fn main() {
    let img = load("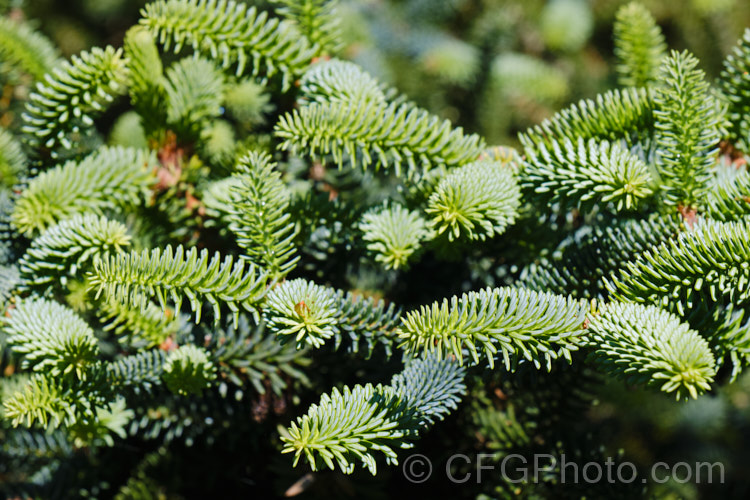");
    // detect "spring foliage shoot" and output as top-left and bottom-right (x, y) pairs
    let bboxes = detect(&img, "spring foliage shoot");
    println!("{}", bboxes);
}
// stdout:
(1, 0), (750, 497)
